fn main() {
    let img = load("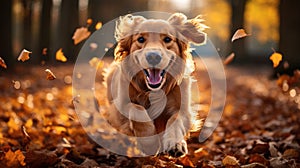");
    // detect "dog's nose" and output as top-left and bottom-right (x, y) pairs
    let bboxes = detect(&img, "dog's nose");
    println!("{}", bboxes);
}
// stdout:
(145, 51), (162, 66)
